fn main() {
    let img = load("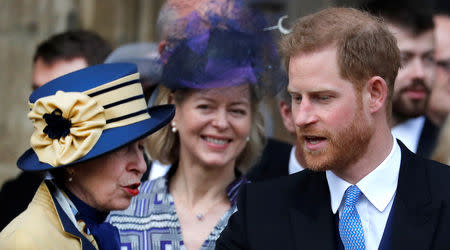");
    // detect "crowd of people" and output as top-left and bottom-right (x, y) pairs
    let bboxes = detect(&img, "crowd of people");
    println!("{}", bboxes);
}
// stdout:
(0, 0), (449, 249)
